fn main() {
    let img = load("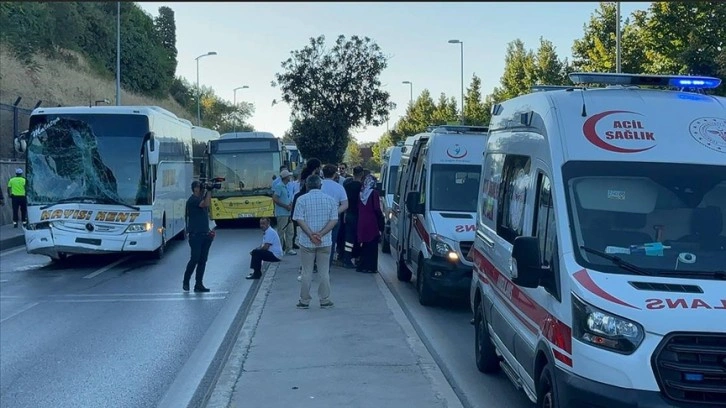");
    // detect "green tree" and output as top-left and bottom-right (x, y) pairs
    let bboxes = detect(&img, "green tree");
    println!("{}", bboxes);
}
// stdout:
(433, 92), (459, 124)
(344, 137), (363, 167)
(272, 35), (394, 162)
(641, 1), (725, 95)
(281, 130), (295, 143)
(497, 39), (536, 100)
(533, 38), (567, 85)
(154, 6), (177, 81)
(571, 2), (647, 74)
(372, 132), (393, 165)
(289, 114), (348, 164)
(463, 74), (490, 125)
(395, 89), (437, 137)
